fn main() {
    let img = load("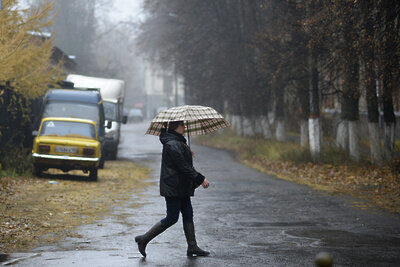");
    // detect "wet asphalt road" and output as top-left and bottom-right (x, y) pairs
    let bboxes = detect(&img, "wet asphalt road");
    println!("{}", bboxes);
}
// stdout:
(8, 121), (400, 266)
